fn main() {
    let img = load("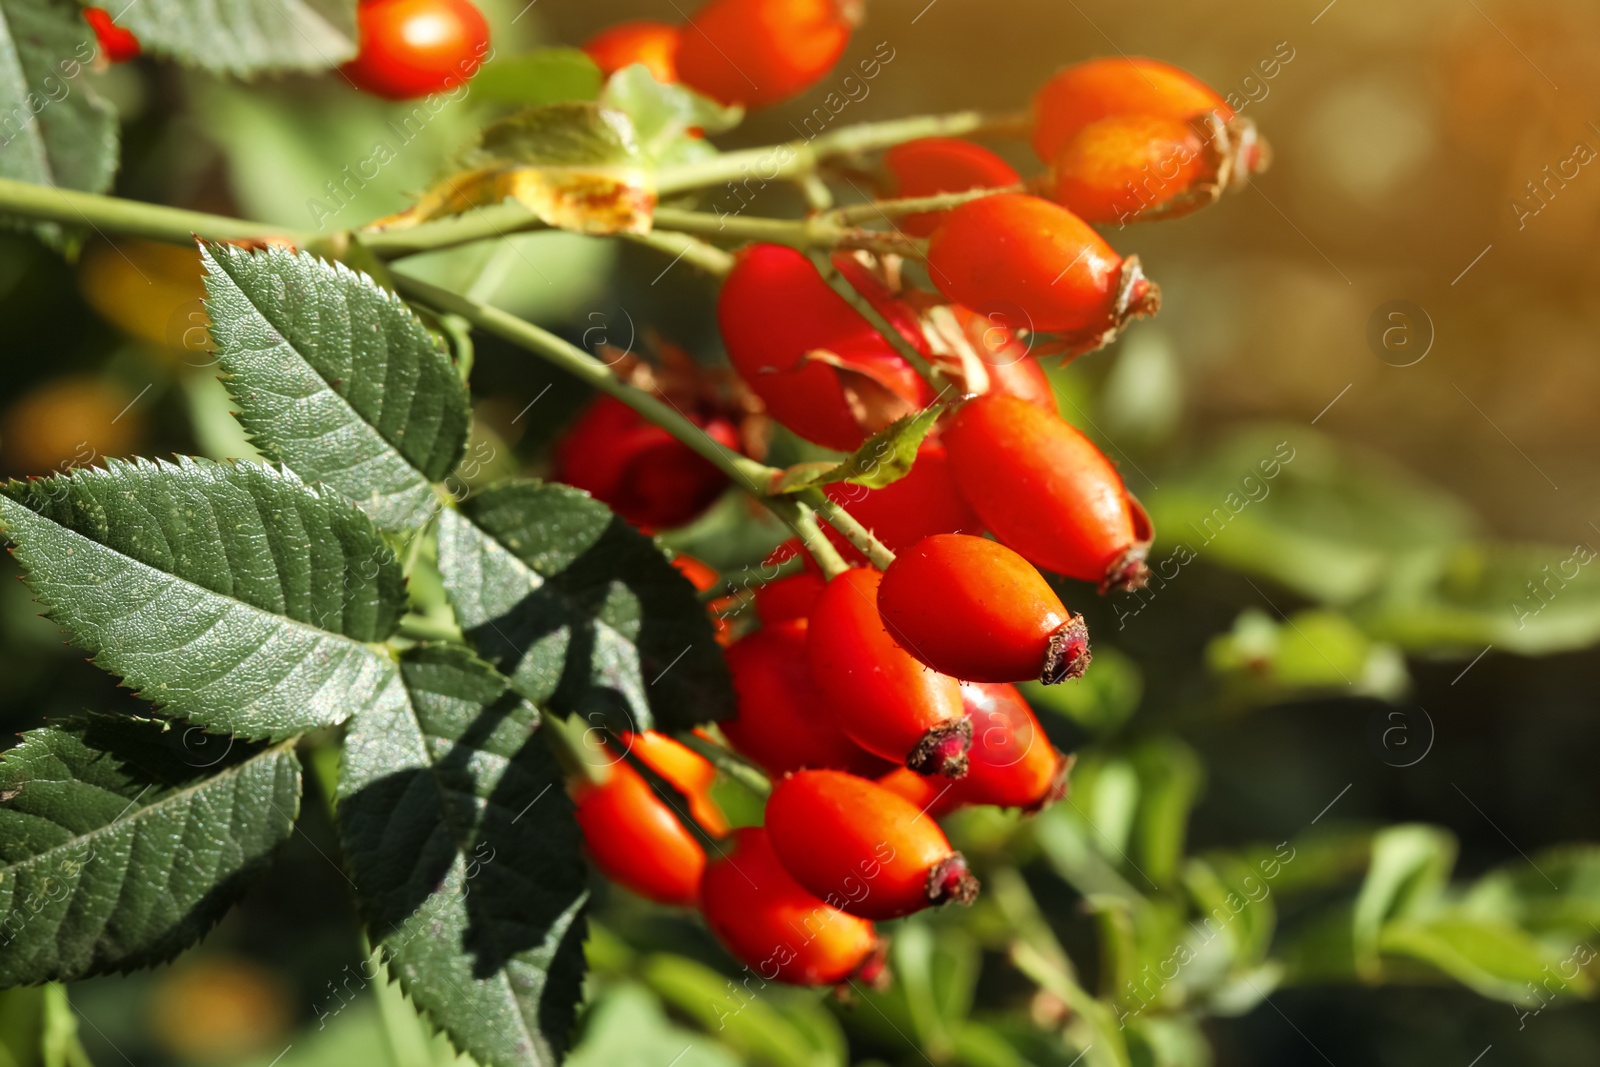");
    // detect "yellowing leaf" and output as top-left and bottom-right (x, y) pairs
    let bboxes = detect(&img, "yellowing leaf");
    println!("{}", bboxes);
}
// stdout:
(372, 103), (655, 234)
